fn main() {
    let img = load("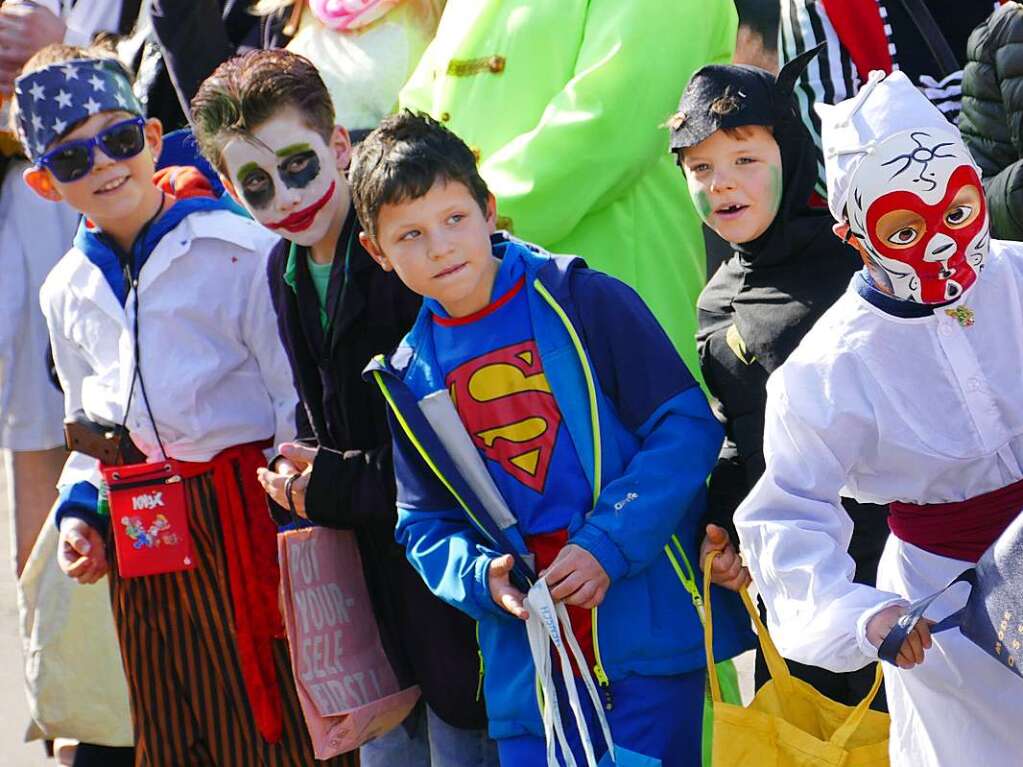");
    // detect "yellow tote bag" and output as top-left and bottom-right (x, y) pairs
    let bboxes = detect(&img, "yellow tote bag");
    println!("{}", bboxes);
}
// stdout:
(703, 552), (890, 766)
